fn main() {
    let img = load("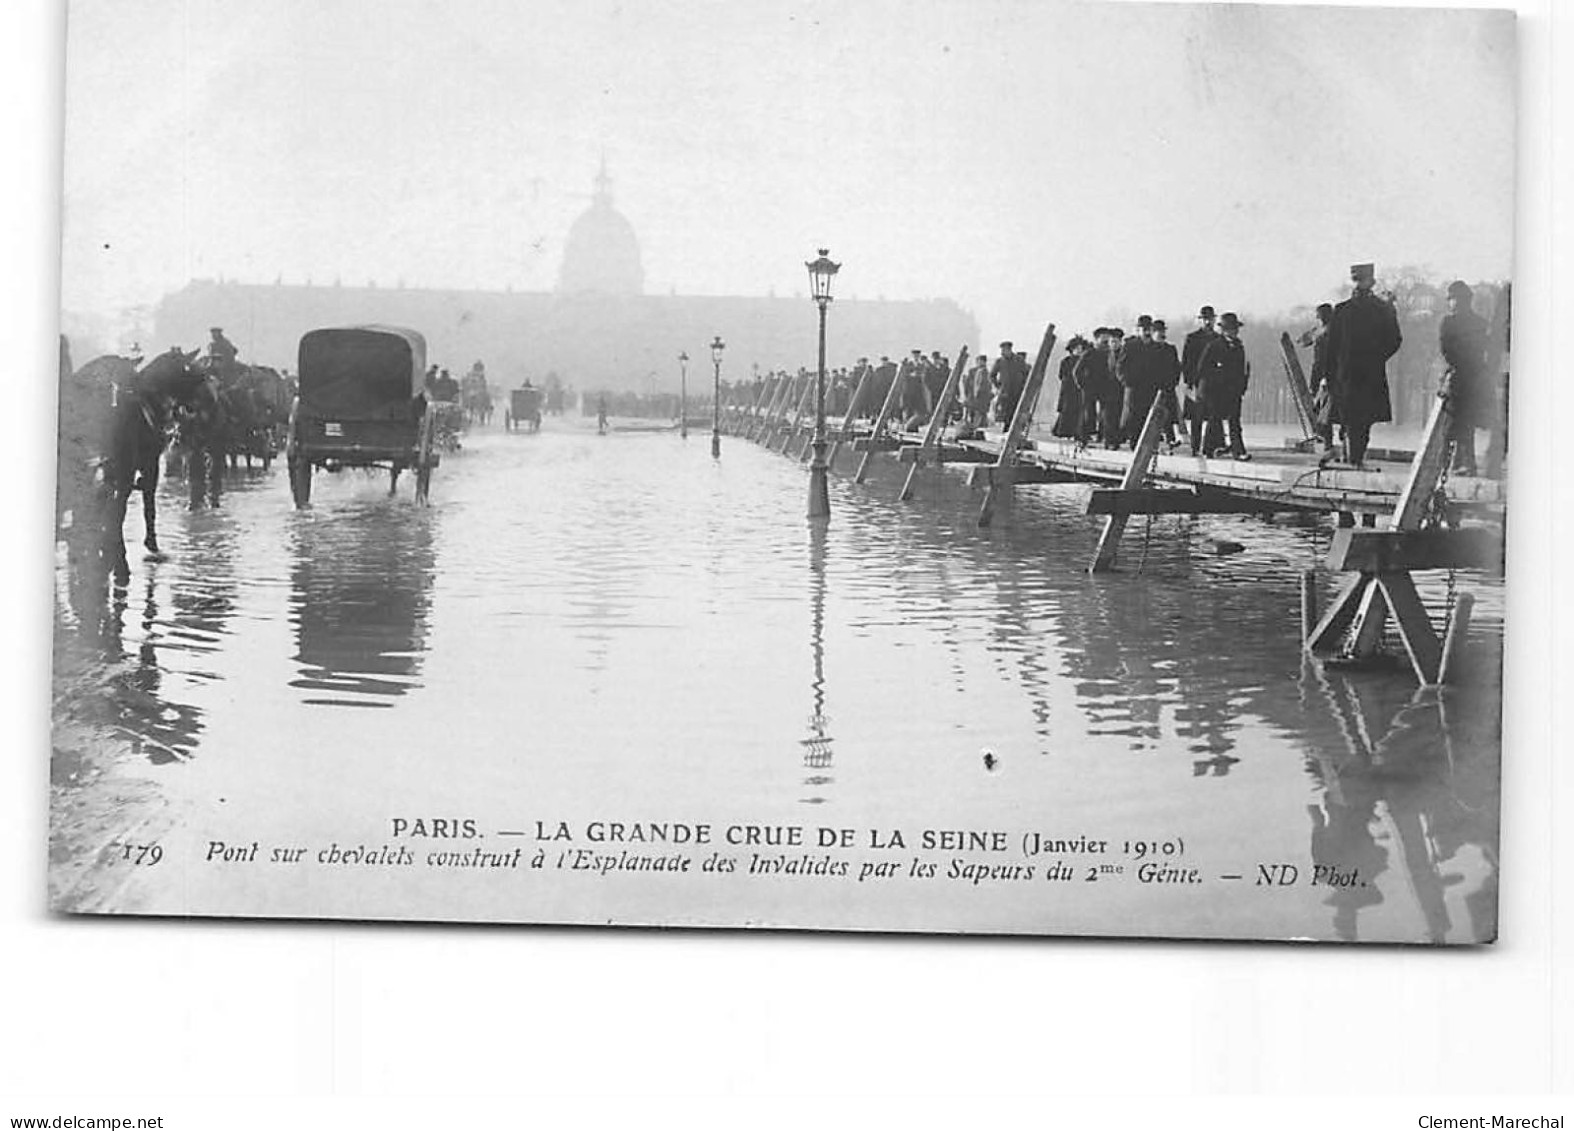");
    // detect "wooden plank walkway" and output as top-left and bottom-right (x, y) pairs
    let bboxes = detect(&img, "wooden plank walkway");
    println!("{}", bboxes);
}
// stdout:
(861, 426), (1504, 518)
